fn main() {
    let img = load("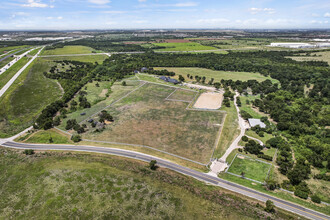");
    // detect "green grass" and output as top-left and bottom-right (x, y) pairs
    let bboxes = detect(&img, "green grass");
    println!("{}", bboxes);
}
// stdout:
(246, 130), (273, 144)
(219, 173), (330, 215)
(42, 55), (108, 64)
(41, 45), (100, 55)
(28, 48), (40, 56)
(213, 101), (240, 158)
(0, 57), (31, 90)
(167, 88), (197, 102)
(0, 45), (27, 55)
(154, 67), (278, 83)
(0, 56), (15, 69)
(0, 58), (63, 137)
(0, 148), (299, 219)
(78, 83), (224, 164)
(287, 51), (330, 64)
(153, 42), (218, 51)
(24, 129), (72, 144)
(227, 155), (271, 182)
